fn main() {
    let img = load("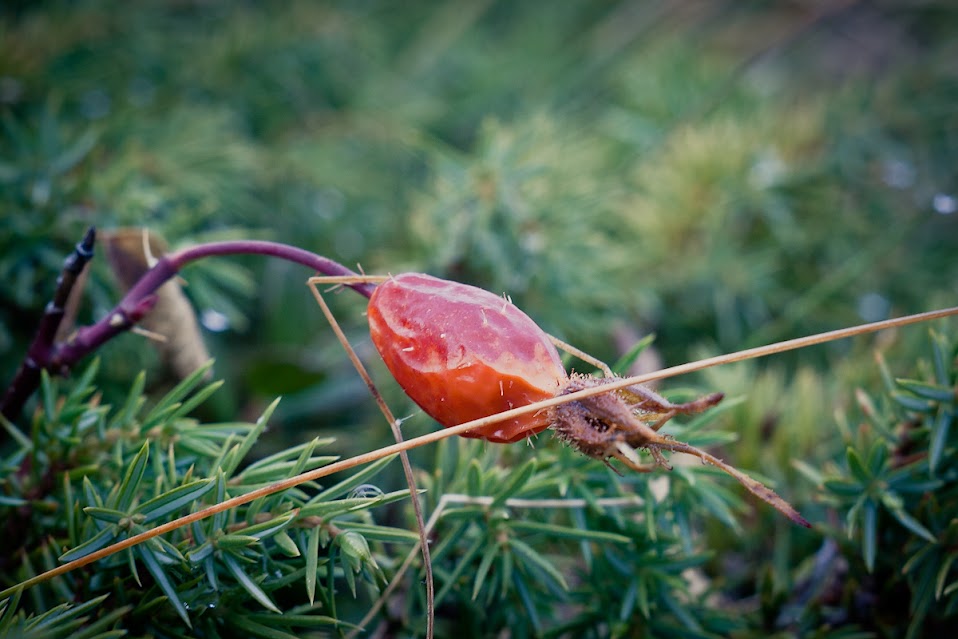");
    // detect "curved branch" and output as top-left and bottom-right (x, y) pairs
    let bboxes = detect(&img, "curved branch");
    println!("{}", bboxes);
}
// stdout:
(1, 233), (372, 421)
